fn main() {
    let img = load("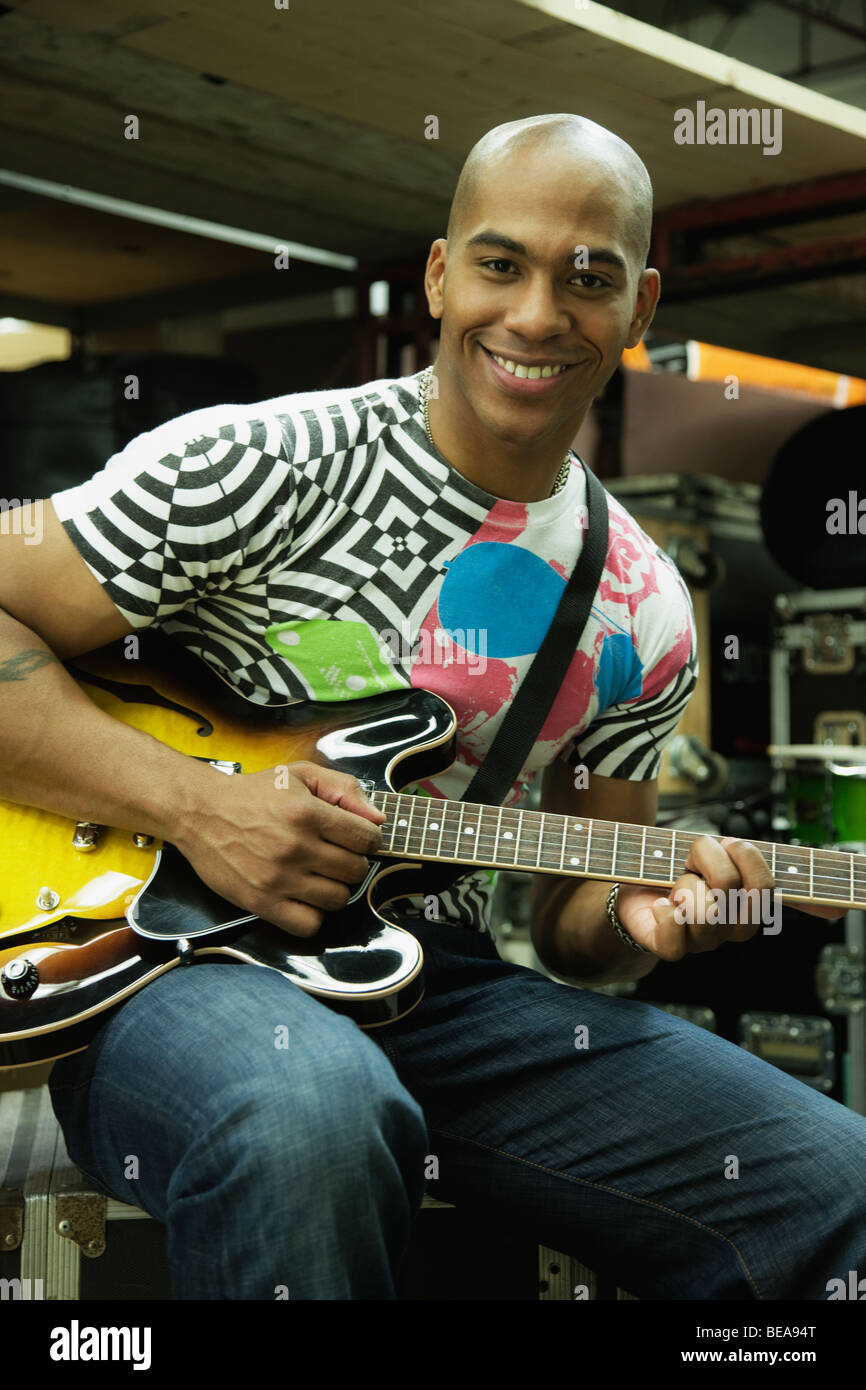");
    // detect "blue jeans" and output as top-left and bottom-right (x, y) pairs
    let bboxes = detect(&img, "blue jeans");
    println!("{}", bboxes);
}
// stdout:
(49, 916), (866, 1299)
